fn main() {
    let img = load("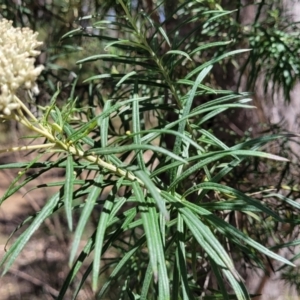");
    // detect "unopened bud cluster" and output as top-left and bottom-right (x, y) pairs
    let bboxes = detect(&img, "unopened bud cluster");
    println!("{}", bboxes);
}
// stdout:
(0, 18), (44, 115)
